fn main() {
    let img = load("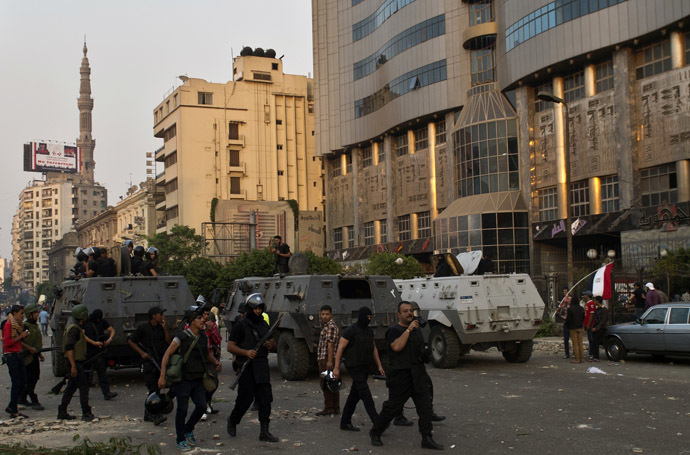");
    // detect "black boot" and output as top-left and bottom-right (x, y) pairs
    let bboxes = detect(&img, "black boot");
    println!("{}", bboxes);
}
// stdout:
(394, 415), (414, 426)
(431, 413), (446, 422)
(369, 430), (383, 447)
(421, 435), (444, 450)
(57, 405), (76, 420)
(259, 421), (279, 442)
(227, 418), (237, 437)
